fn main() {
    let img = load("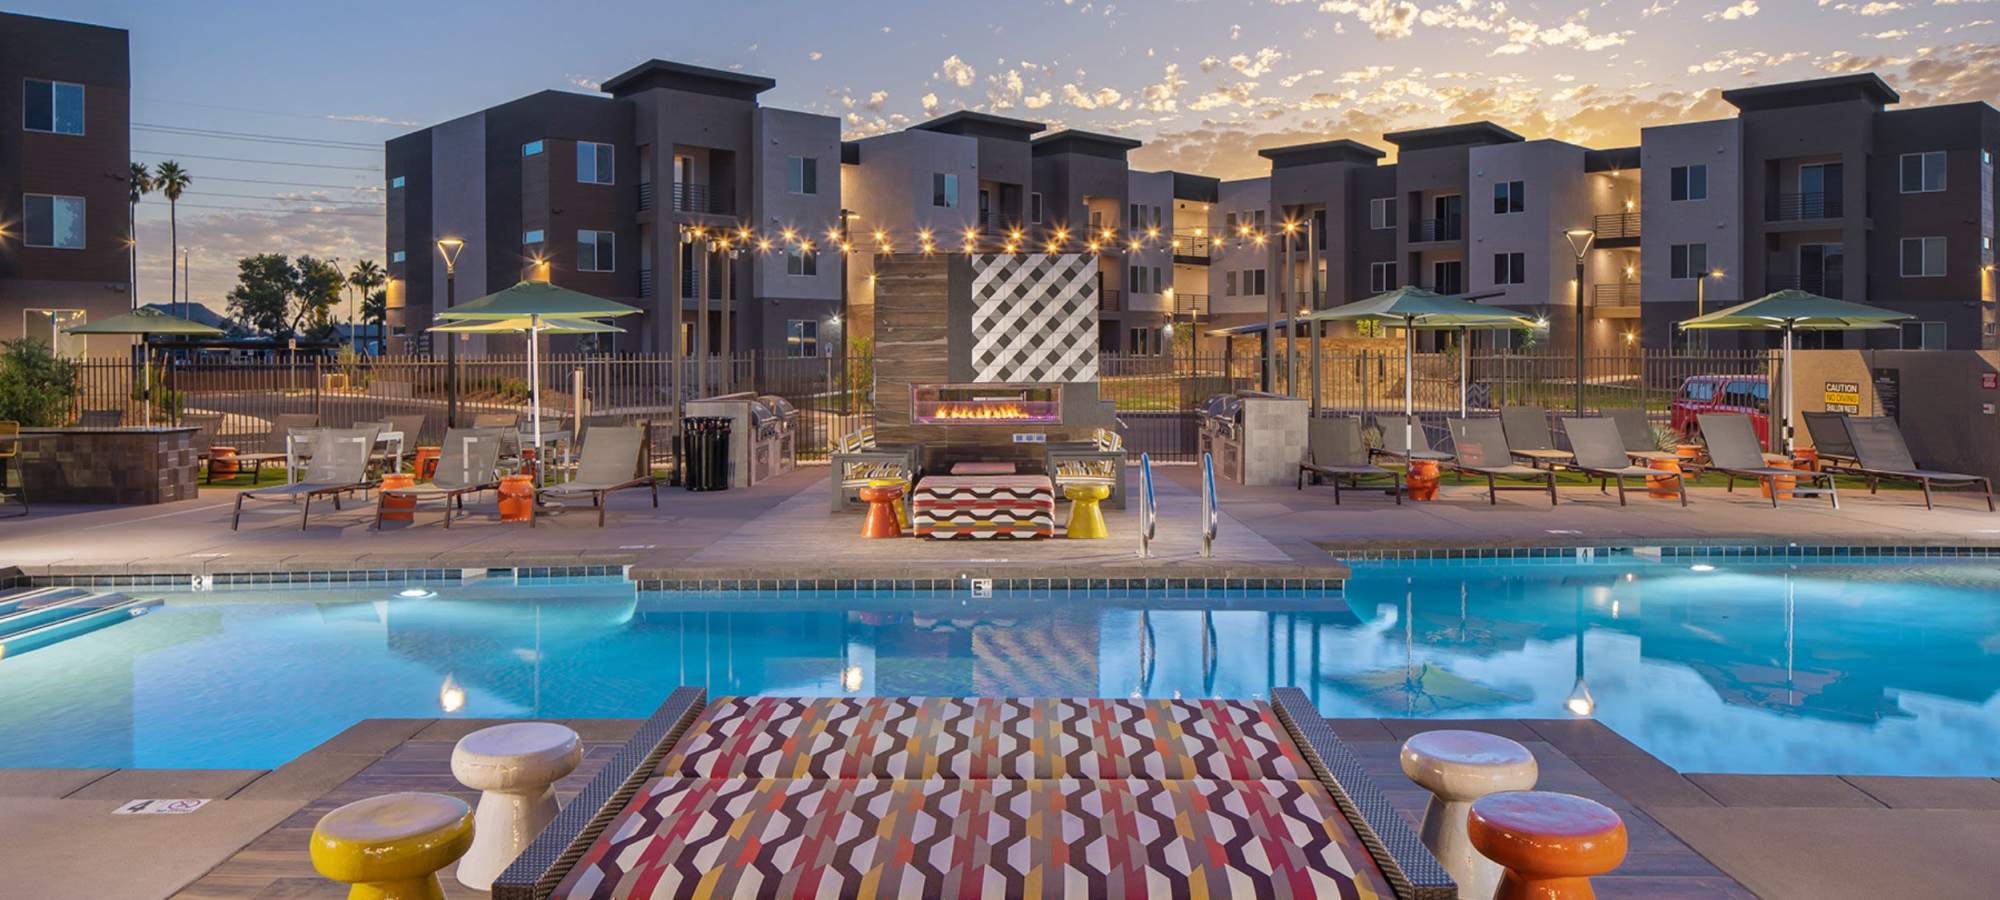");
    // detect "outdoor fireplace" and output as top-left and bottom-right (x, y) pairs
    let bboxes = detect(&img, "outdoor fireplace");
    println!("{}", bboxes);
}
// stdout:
(911, 384), (1062, 425)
